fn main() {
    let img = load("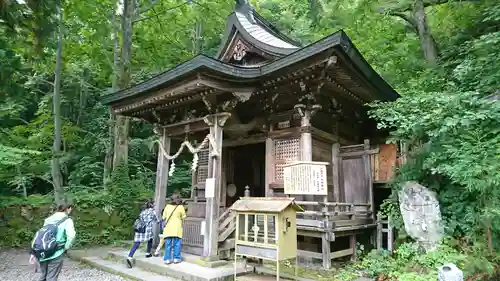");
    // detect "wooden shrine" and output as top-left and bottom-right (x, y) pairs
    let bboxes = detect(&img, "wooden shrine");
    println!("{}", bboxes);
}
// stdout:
(231, 197), (303, 281)
(101, 0), (400, 269)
